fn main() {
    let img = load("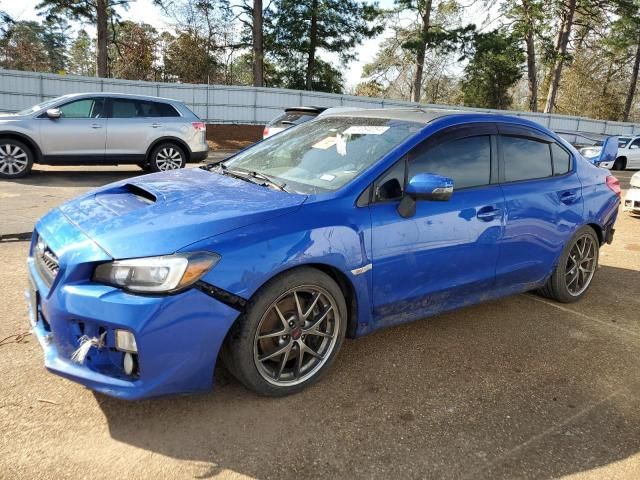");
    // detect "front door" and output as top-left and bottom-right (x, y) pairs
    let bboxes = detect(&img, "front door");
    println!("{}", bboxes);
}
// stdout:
(369, 127), (505, 328)
(39, 97), (106, 160)
(626, 137), (640, 168)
